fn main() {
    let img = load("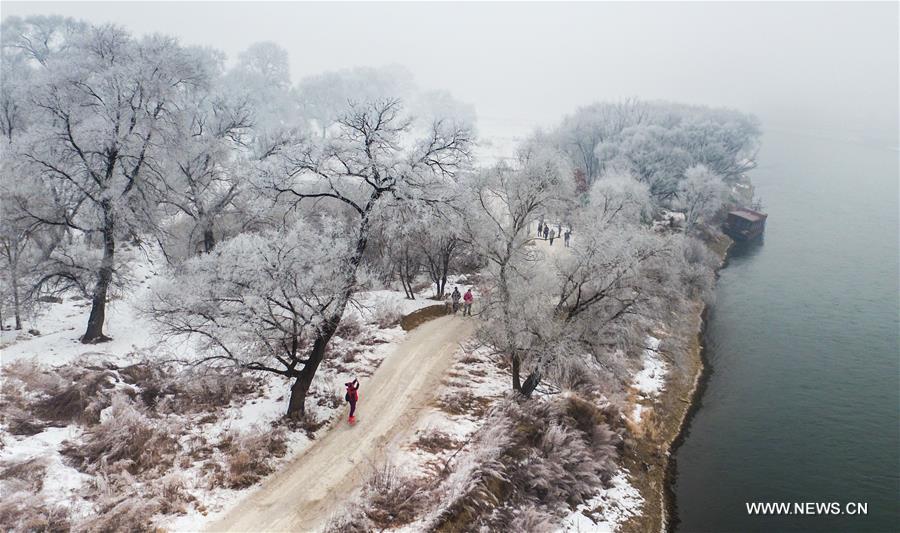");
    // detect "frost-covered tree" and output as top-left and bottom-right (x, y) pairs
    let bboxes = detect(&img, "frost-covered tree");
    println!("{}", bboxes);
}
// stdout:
(254, 98), (471, 416)
(552, 100), (759, 201)
(0, 15), (87, 67)
(371, 209), (425, 299)
(147, 219), (353, 416)
(296, 66), (414, 137)
(517, 223), (677, 396)
(677, 164), (726, 230)
(160, 74), (253, 256)
(596, 124), (693, 200)
(587, 171), (652, 227)
(418, 218), (464, 299)
(0, 167), (43, 330)
(9, 21), (210, 342)
(236, 42), (290, 89)
(555, 99), (646, 183)
(465, 144), (573, 391)
(225, 42), (303, 161)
